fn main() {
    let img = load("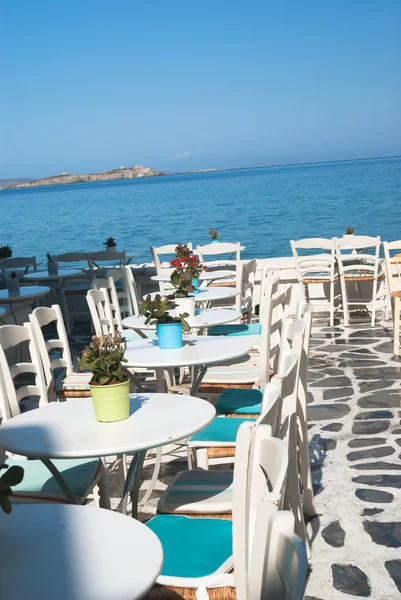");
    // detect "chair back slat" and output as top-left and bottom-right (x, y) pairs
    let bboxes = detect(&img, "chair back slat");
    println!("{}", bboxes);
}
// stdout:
(150, 243), (193, 292)
(86, 288), (115, 336)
